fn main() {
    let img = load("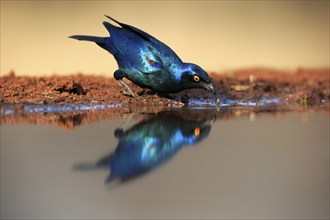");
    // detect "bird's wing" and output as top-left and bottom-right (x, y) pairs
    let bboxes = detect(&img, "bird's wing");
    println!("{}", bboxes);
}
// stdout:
(109, 27), (164, 73)
(104, 15), (182, 73)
